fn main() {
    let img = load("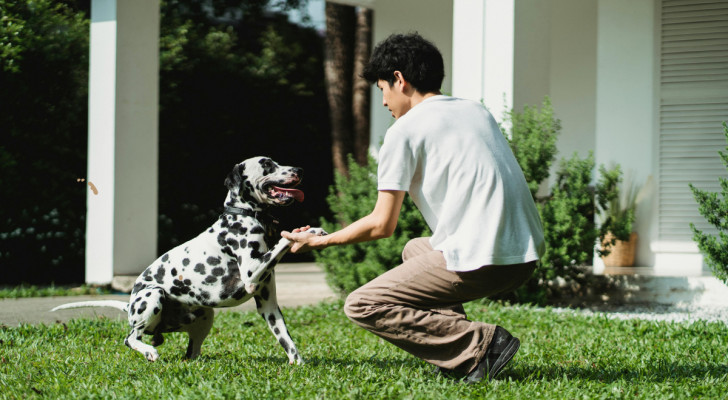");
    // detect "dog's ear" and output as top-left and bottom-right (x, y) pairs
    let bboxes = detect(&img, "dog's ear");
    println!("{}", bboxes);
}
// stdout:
(224, 164), (244, 194)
